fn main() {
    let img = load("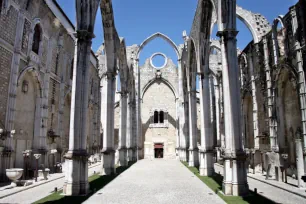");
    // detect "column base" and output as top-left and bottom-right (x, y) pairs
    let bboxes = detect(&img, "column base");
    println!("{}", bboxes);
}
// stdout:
(137, 147), (144, 160)
(199, 151), (214, 176)
(222, 181), (233, 196)
(222, 153), (249, 196)
(175, 148), (180, 160)
(178, 148), (183, 161)
(132, 149), (137, 161)
(232, 183), (249, 196)
(101, 151), (116, 175)
(188, 148), (199, 167)
(127, 148), (133, 162)
(63, 151), (89, 196)
(118, 148), (128, 167)
(180, 148), (187, 162)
